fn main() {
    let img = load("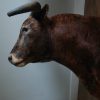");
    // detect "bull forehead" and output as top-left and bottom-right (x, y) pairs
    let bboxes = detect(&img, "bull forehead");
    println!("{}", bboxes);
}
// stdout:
(22, 16), (40, 28)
